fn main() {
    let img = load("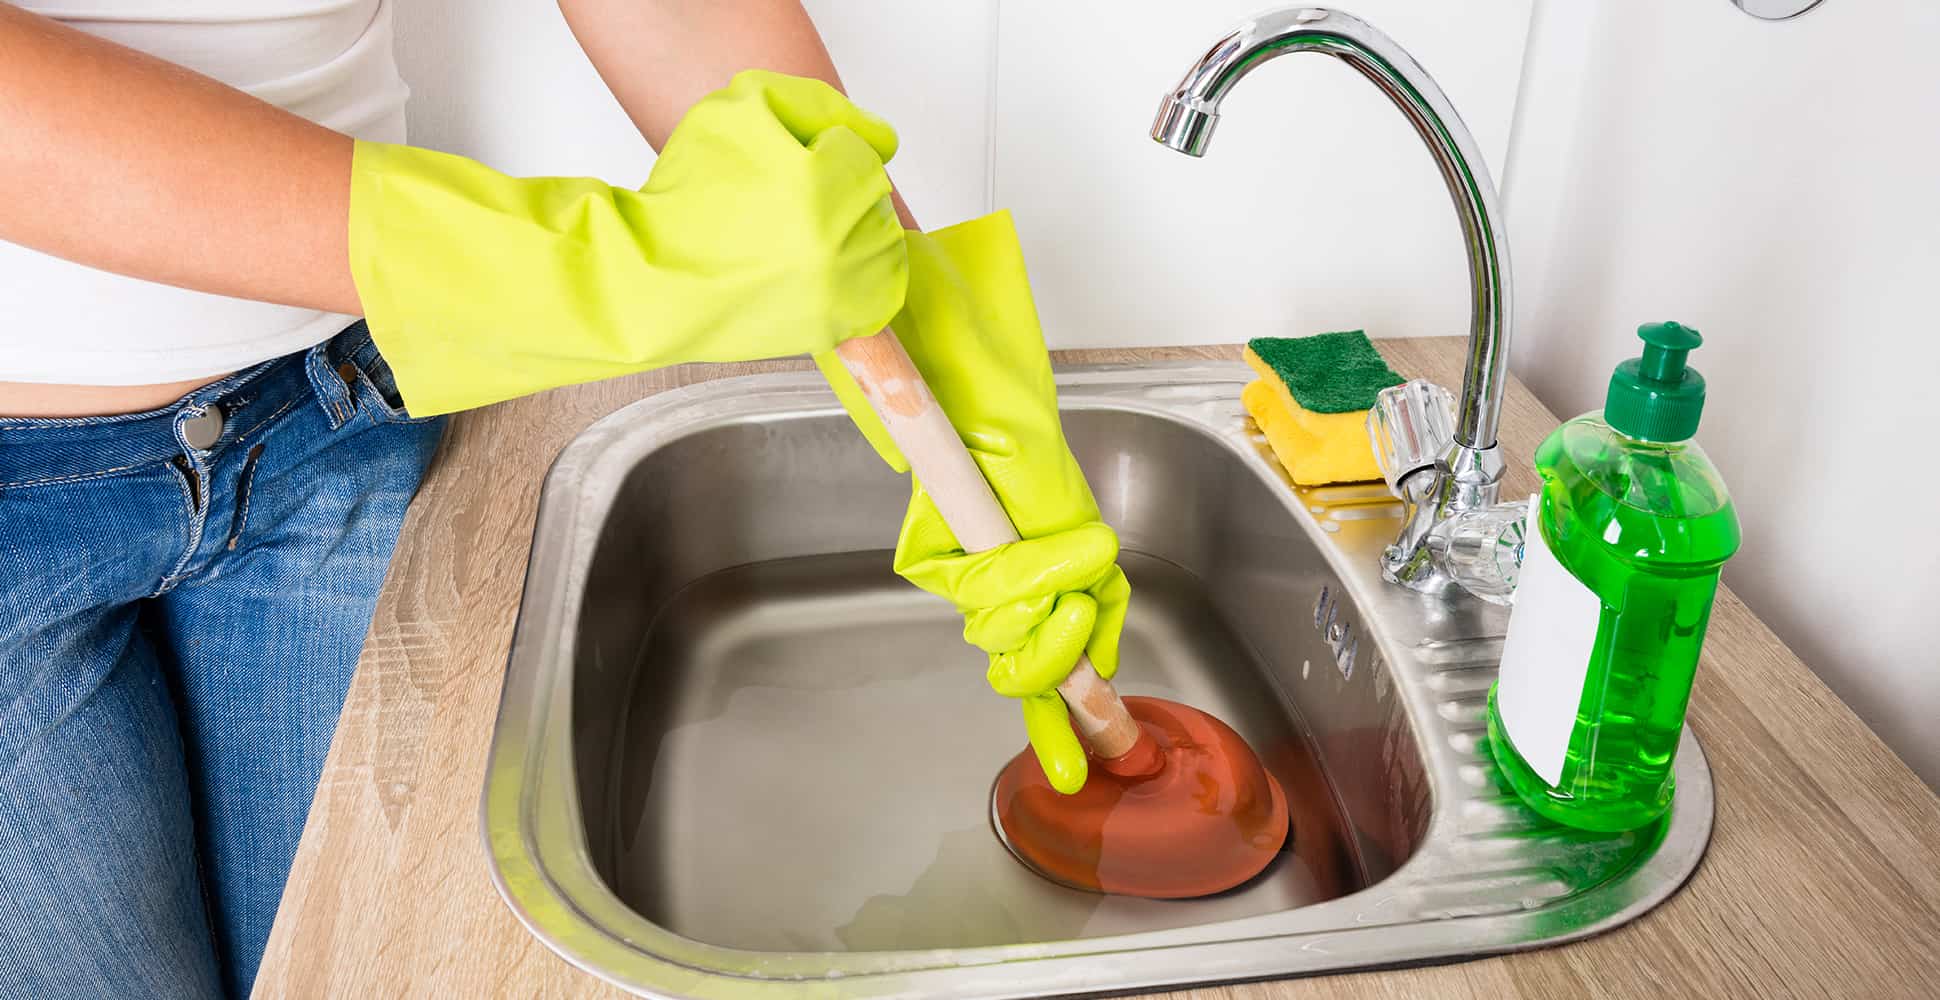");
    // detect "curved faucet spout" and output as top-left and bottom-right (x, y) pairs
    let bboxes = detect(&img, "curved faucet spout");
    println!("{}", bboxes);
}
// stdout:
(1152, 7), (1513, 592)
